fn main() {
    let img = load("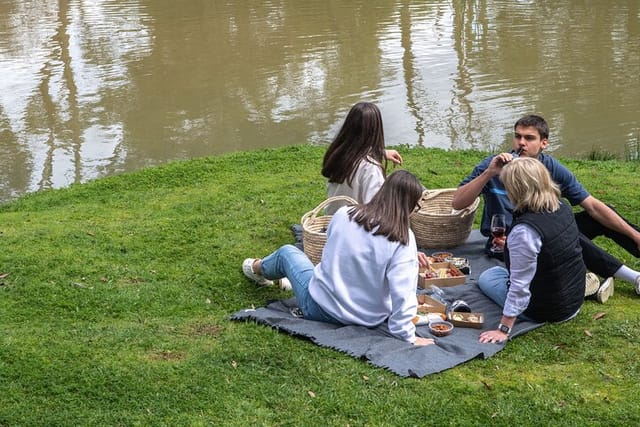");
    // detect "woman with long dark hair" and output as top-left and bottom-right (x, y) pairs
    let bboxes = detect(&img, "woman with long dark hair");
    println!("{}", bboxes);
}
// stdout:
(243, 170), (433, 346)
(321, 101), (403, 214)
